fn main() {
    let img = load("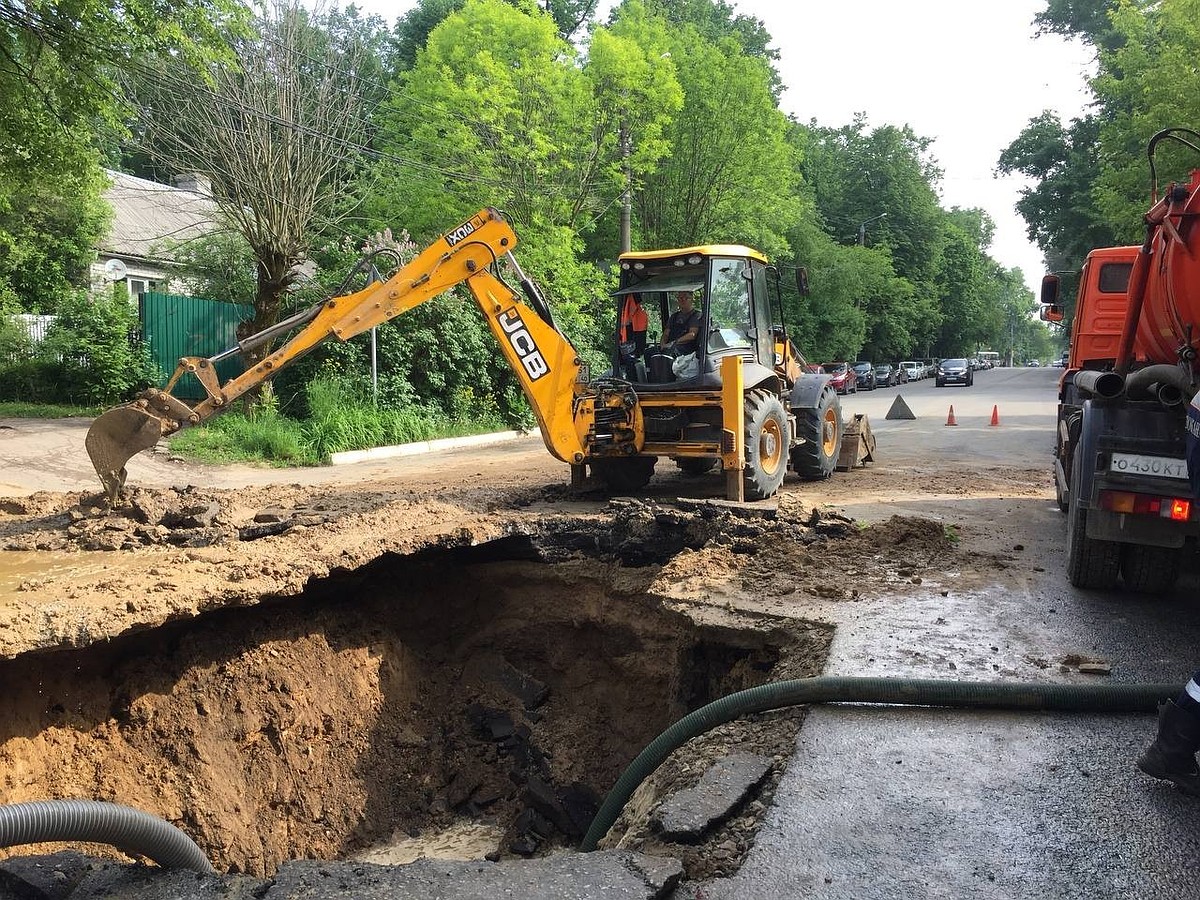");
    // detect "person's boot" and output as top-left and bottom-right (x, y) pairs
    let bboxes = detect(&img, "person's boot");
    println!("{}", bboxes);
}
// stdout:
(1137, 700), (1200, 795)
